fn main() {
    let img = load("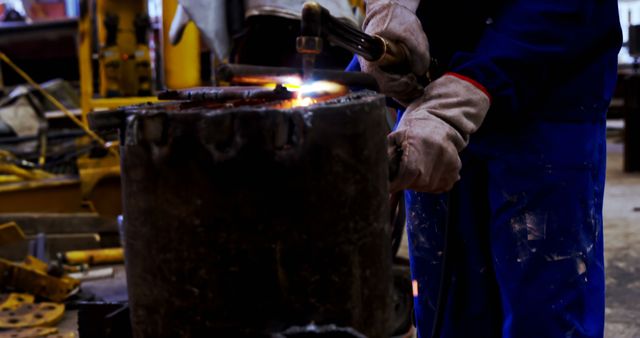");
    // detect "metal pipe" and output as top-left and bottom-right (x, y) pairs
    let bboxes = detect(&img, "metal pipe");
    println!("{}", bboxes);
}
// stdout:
(158, 85), (295, 102)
